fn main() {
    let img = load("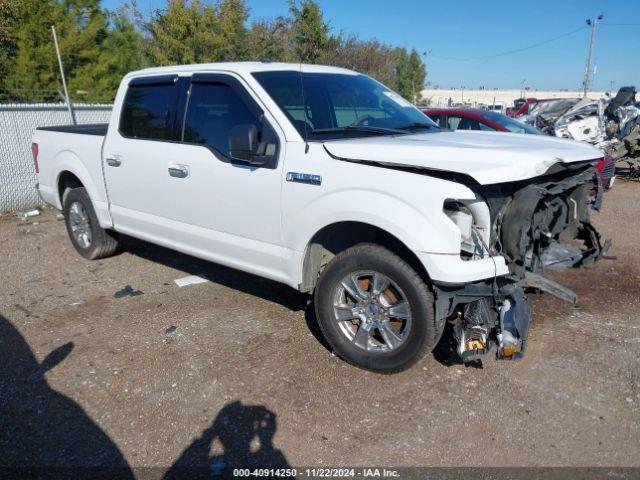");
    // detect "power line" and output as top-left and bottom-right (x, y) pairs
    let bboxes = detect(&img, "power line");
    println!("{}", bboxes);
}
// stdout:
(430, 26), (587, 61)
